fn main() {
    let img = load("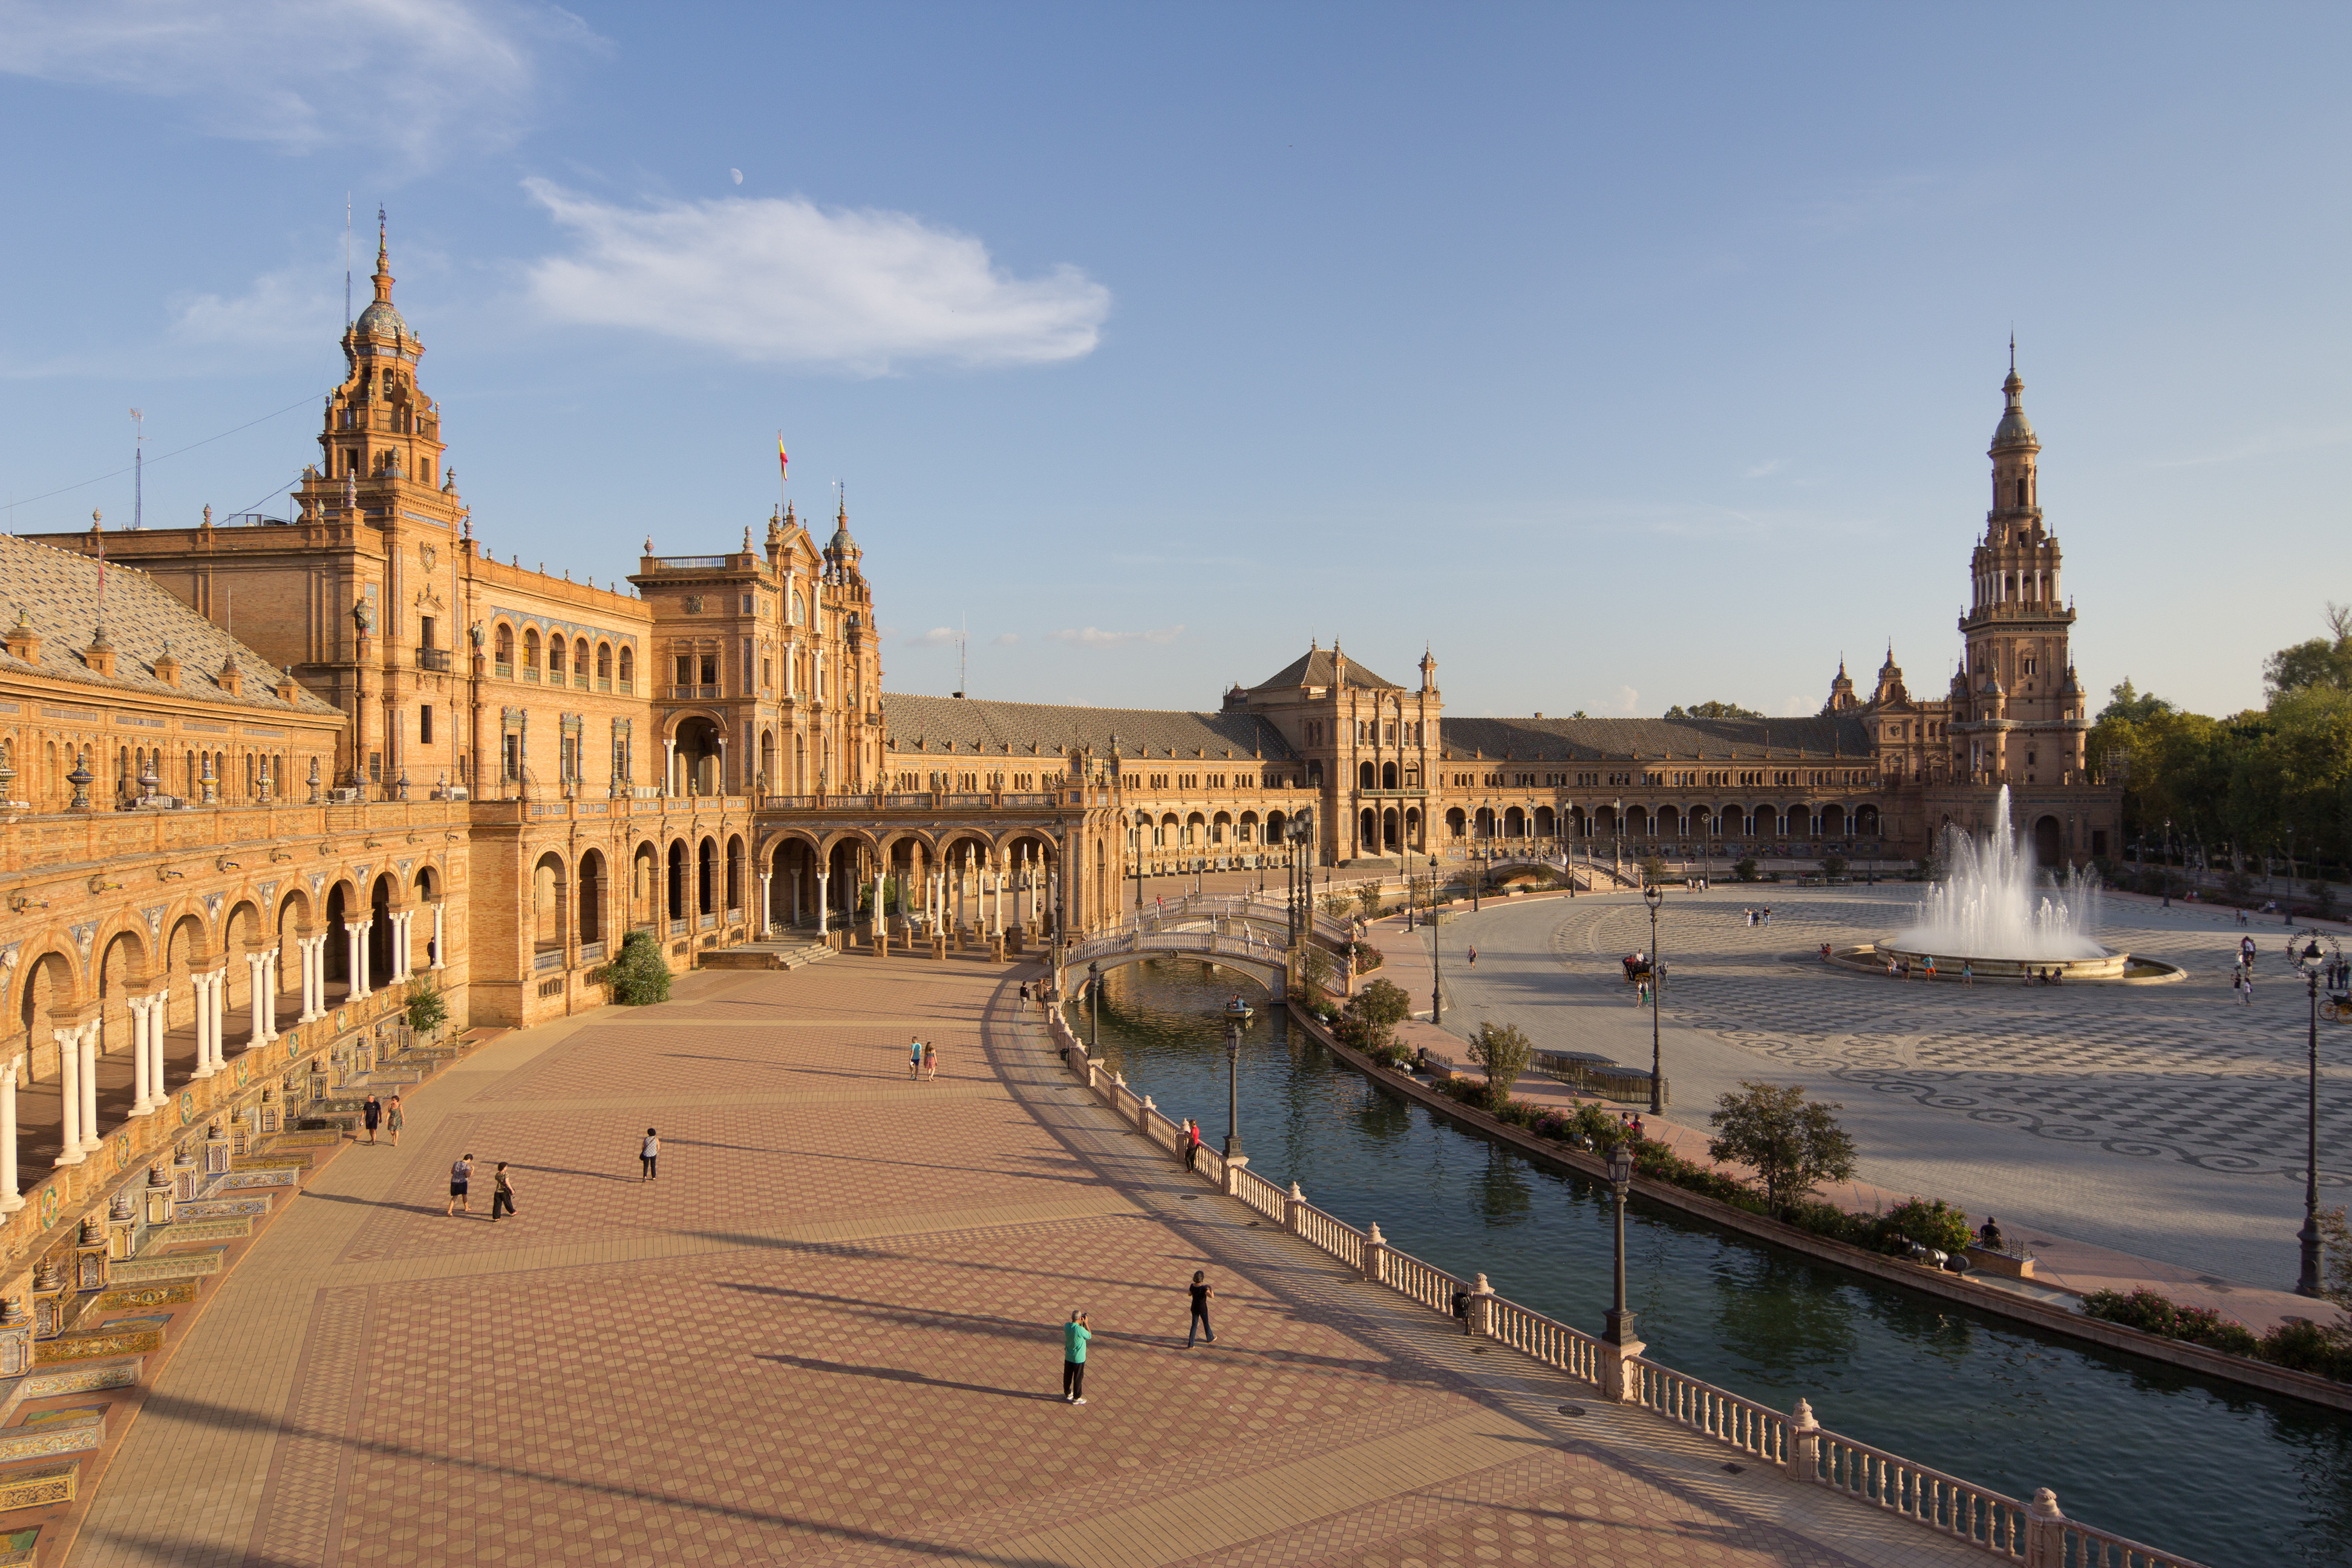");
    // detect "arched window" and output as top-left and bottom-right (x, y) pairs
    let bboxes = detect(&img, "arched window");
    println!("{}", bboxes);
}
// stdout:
(597, 642), (613, 687)
(494, 623), (514, 673)
(547, 635), (566, 684)
(618, 646), (635, 691)
(522, 628), (541, 676)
